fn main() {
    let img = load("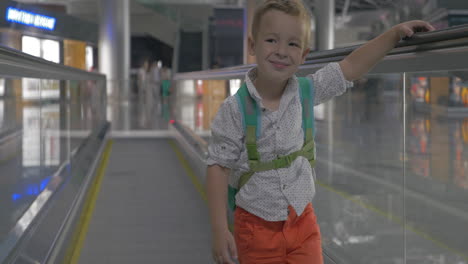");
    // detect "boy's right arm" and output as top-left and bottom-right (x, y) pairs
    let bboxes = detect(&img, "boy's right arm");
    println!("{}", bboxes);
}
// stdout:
(206, 164), (238, 264)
